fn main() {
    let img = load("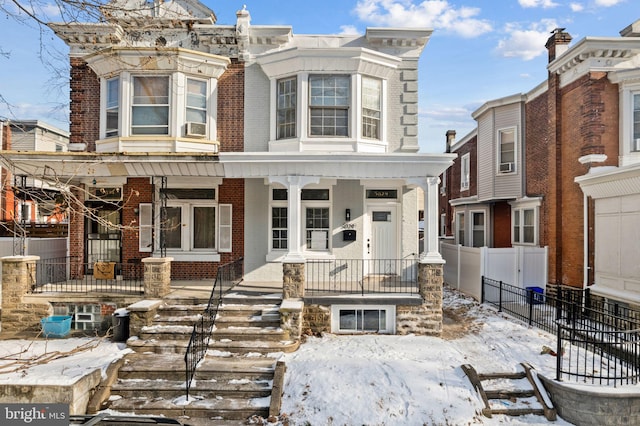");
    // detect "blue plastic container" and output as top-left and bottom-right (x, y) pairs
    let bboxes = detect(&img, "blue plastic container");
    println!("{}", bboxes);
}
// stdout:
(41, 315), (72, 338)
(526, 286), (544, 305)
